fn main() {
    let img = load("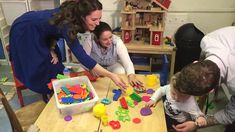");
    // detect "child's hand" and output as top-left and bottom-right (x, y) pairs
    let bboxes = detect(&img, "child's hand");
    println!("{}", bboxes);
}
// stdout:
(145, 100), (157, 108)
(195, 116), (207, 127)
